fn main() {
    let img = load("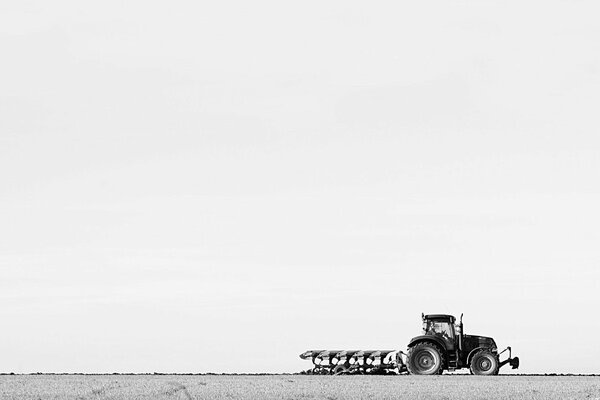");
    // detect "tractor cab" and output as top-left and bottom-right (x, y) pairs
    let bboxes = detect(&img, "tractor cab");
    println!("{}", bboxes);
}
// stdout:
(422, 314), (457, 350)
